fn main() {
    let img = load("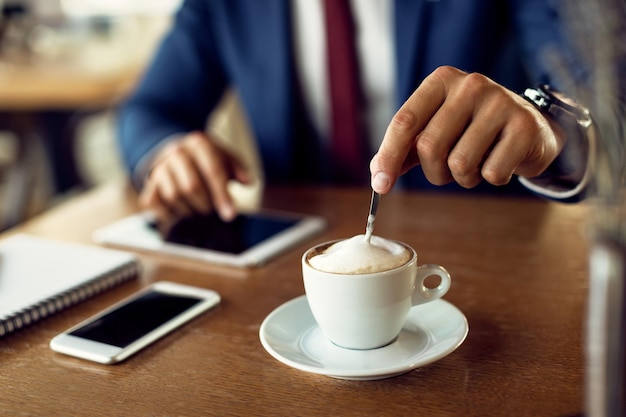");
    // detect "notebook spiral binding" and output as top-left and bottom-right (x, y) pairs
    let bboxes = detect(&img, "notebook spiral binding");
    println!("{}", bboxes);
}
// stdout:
(0, 260), (140, 338)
